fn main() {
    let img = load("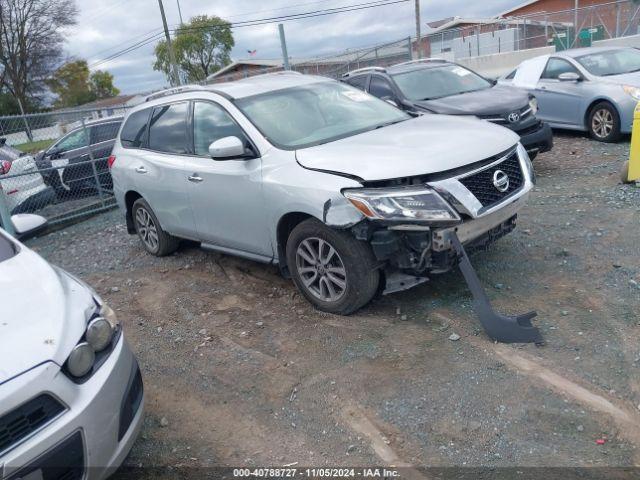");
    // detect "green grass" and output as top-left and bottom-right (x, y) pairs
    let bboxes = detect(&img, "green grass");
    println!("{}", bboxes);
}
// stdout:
(13, 139), (54, 154)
